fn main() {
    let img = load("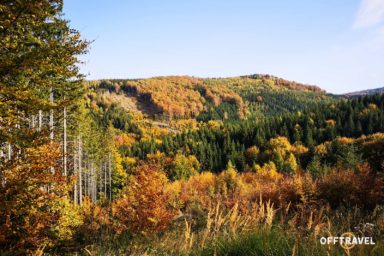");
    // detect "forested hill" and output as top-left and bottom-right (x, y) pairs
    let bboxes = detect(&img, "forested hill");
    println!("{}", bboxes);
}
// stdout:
(85, 75), (336, 122)
(344, 87), (384, 97)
